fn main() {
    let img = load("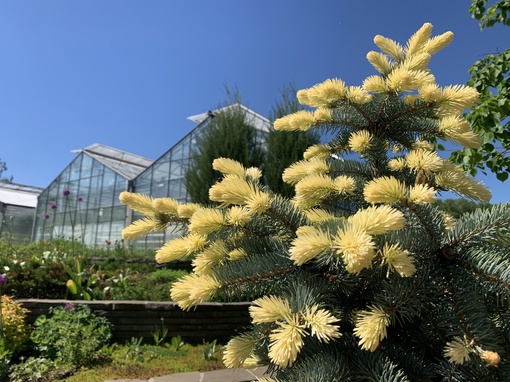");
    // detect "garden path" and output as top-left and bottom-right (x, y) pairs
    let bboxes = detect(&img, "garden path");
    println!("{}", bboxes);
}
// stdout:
(105, 366), (269, 382)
